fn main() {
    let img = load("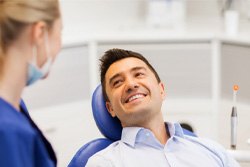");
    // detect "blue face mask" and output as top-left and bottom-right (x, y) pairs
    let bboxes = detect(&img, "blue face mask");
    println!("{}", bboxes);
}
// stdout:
(26, 58), (52, 86)
(26, 32), (52, 86)
(26, 64), (44, 86)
